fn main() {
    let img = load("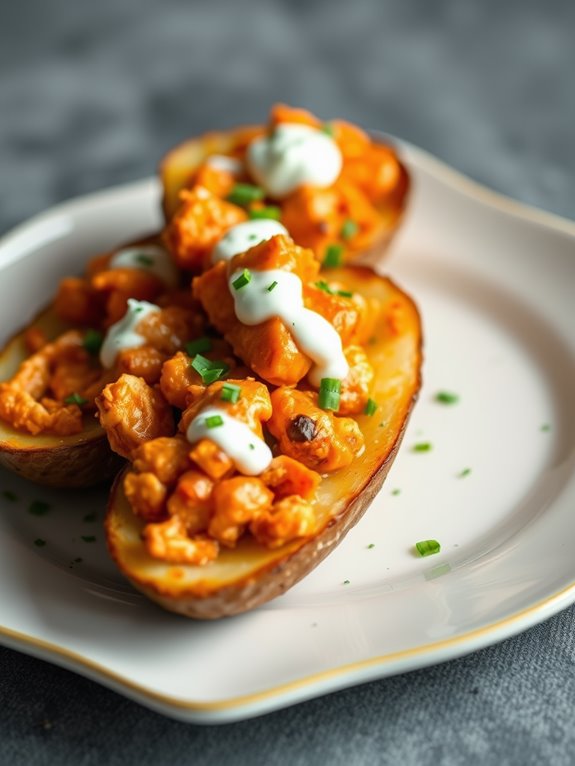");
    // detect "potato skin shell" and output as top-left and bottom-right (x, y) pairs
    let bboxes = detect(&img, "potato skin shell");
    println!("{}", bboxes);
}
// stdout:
(106, 269), (423, 619)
